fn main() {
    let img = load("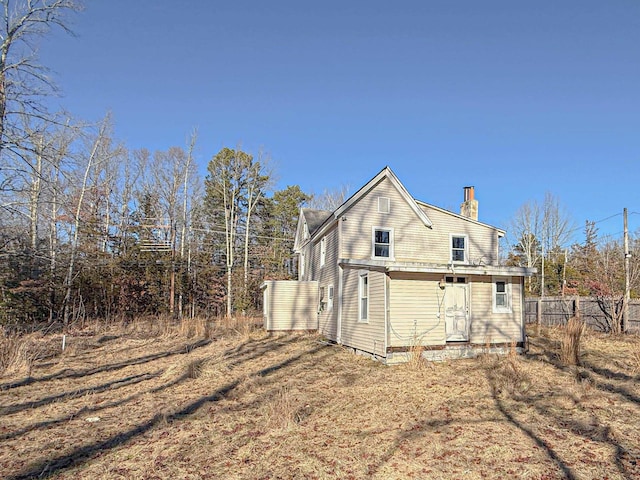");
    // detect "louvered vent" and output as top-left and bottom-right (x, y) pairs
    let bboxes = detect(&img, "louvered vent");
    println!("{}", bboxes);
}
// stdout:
(378, 196), (390, 214)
